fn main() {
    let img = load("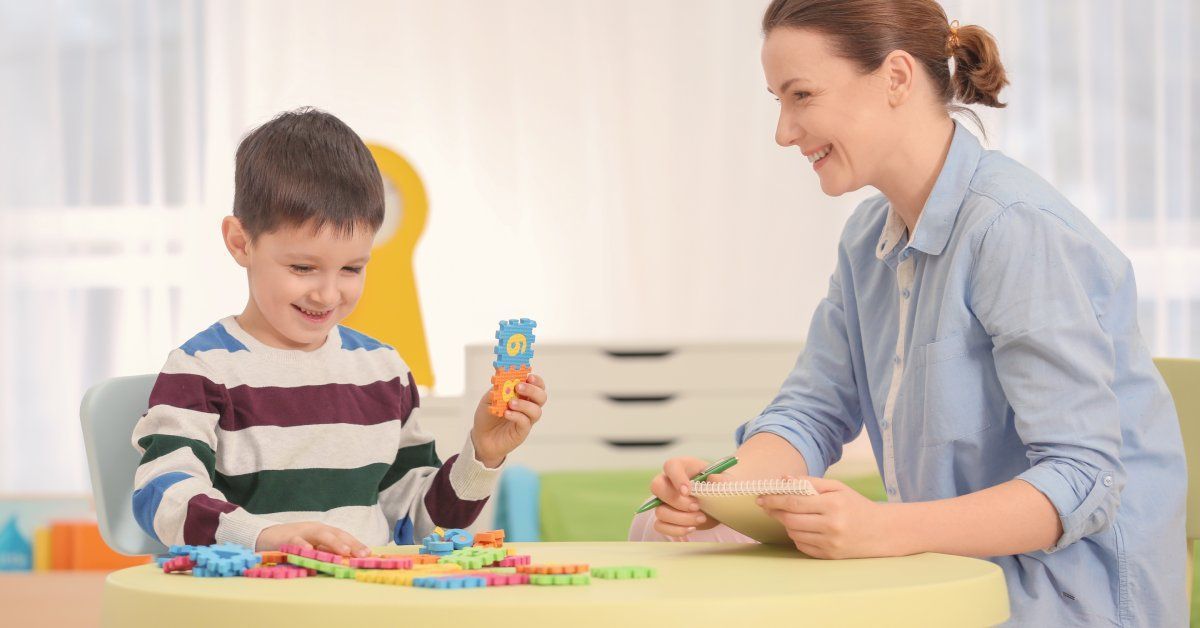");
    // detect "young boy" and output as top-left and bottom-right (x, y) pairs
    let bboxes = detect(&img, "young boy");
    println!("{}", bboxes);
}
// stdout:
(130, 108), (548, 557)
